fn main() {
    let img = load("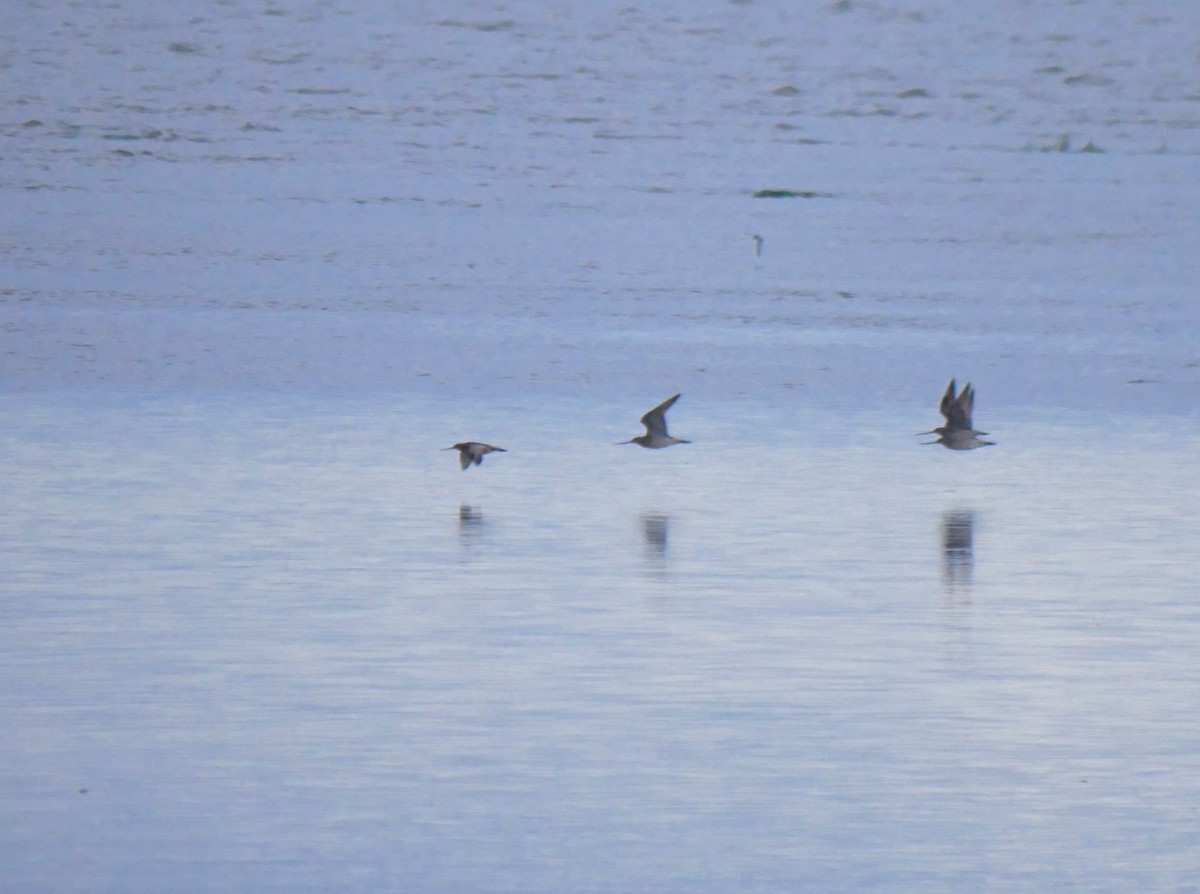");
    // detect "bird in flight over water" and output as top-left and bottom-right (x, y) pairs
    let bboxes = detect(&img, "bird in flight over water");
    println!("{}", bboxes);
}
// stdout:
(617, 393), (691, 449)
(443, 442), (507, 469)
(918, 379), (995, 450)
